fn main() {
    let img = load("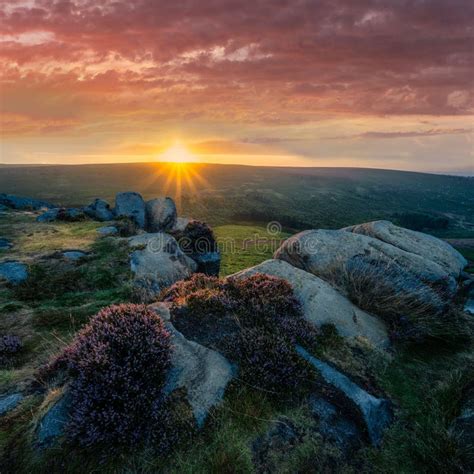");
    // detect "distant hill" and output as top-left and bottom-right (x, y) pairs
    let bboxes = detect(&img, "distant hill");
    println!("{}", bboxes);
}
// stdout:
(1, 163), (473, 237)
